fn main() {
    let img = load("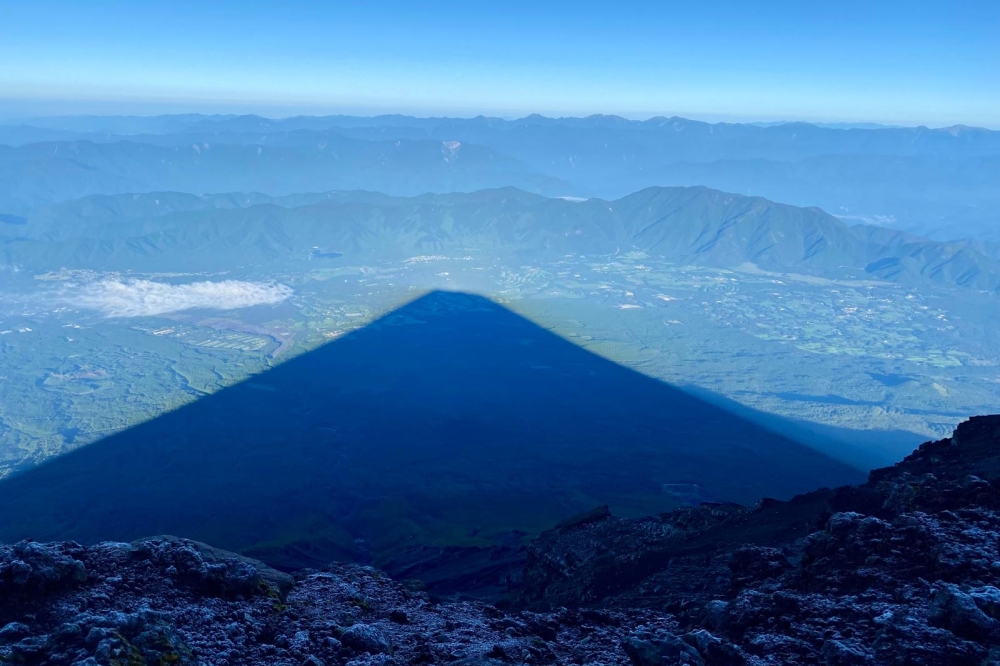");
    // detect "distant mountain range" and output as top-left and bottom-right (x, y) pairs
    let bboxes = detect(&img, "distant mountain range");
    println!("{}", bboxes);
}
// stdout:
(2, 113), (997, 240)
(9, 113), (1000, 158)
(4, 186), (999, 292)
(0, 137), (569, 213)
